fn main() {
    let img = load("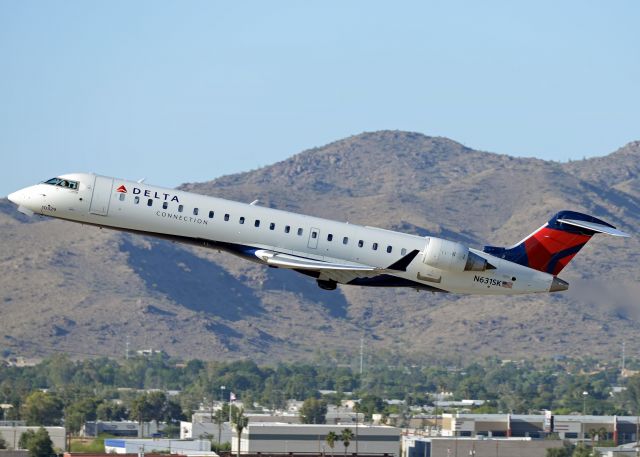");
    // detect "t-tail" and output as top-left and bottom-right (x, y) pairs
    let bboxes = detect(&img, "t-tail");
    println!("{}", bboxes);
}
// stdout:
(483, 211), (629, 276)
